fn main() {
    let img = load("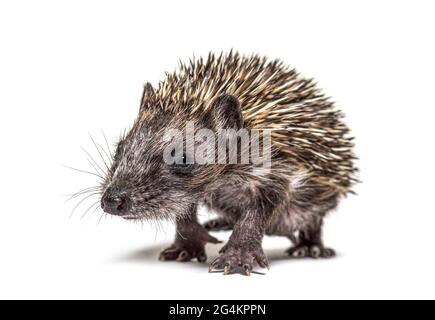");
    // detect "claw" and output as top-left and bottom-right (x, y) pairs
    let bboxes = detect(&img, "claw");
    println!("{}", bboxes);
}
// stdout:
(205, 233), (222, 244)
(210, 257), (219, 268)
(176, 250), (190, 262)
(291, 247), (308, 258)
(310, 246), (321, 259)
(219, 244), (228, 254)
(256, 257), (269, 269)
(243, 264), (252, 276)
(223, 265), (230, 275)
(197, 251), (207, 263)
(323, 248), (336, 258)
